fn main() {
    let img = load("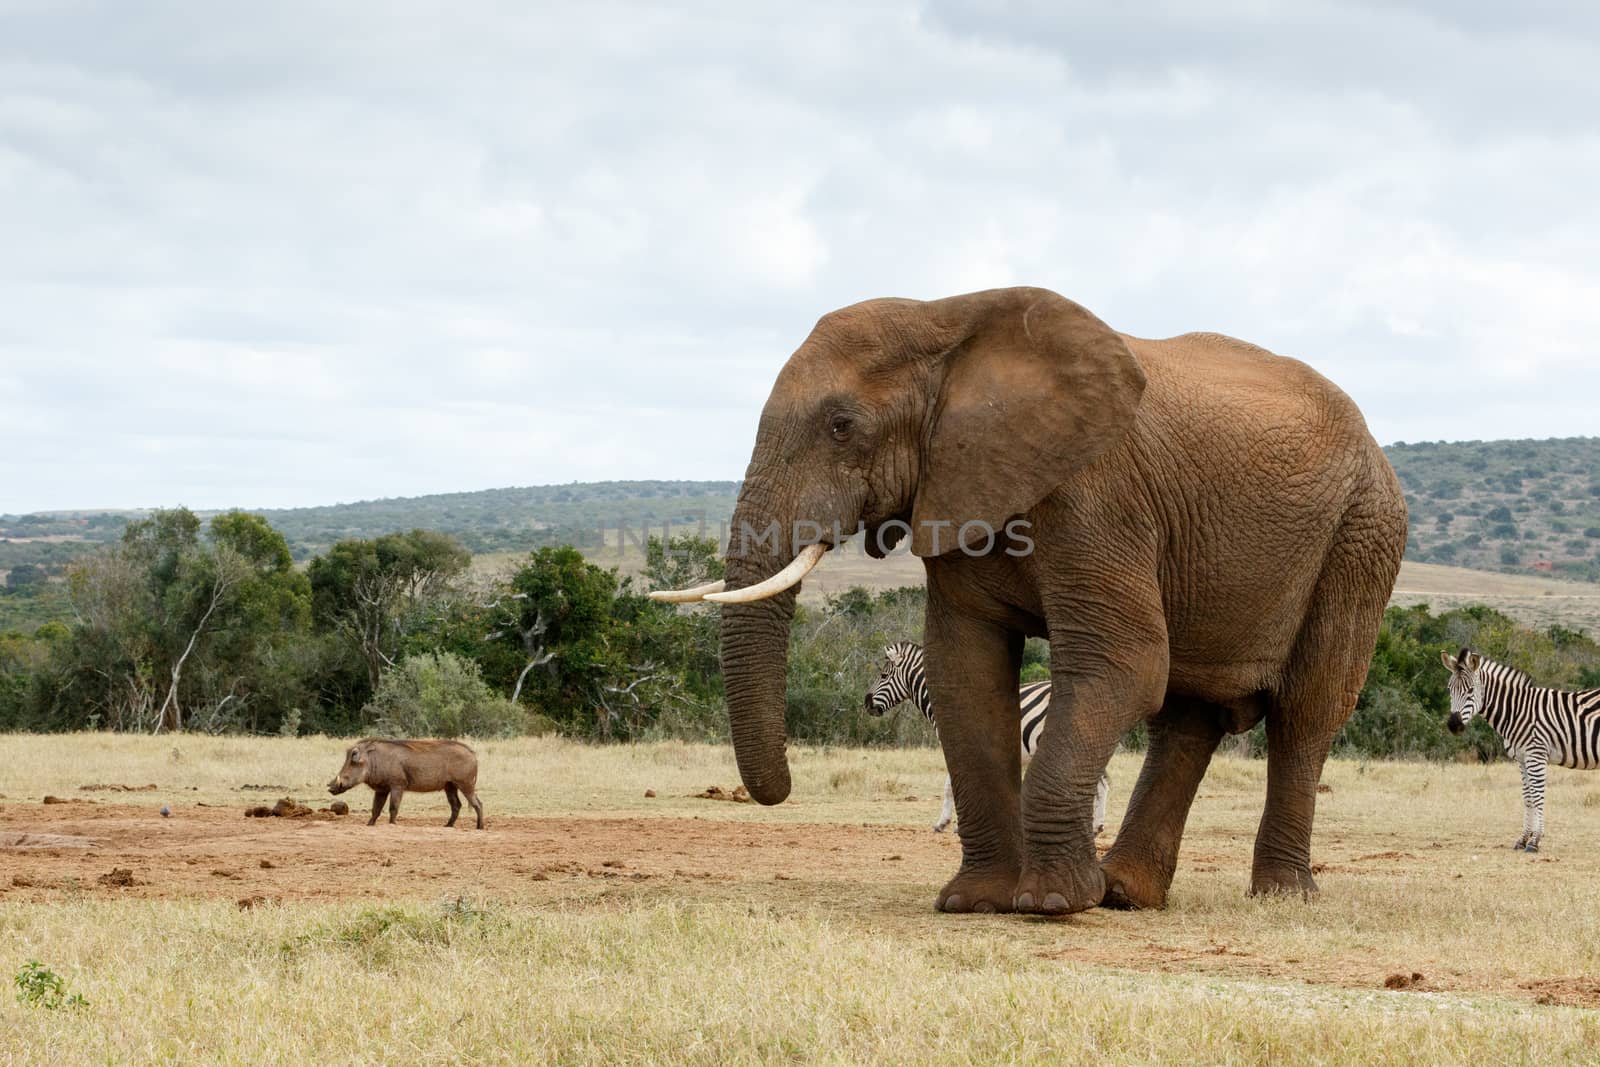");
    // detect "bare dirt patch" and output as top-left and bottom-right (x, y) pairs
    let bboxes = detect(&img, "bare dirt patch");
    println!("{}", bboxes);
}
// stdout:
(0, 802), (950, 906)
(1523, 977), (1600, 1009)
(96, 867), (140, 887)
(1, 832), (96, 849)
(79, 783), (158, 792)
